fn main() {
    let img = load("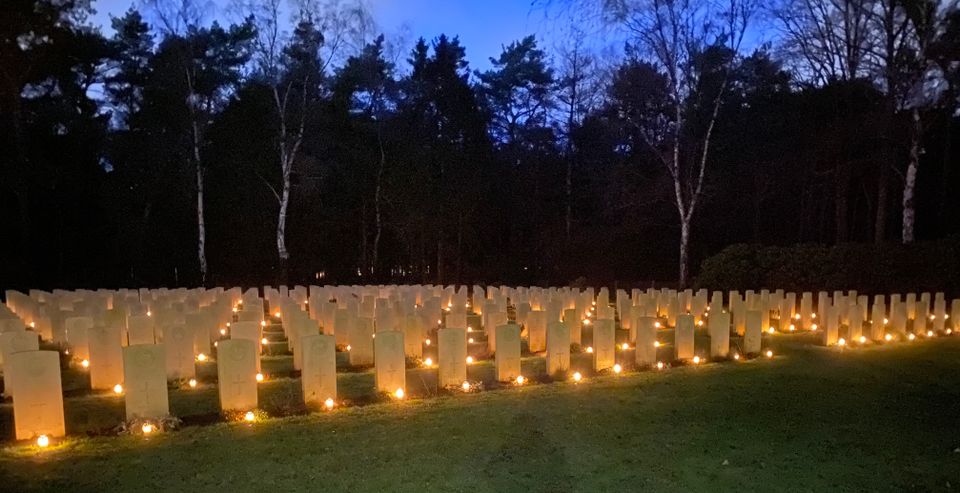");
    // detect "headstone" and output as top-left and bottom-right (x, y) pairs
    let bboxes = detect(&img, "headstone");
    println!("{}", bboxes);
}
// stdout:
(349, 317), (375, 366)
(546, 321), (570, 375)
(122, 344), (169, 420)
(562, 308), (581, 345)
(822, 304), (839, 345)
(709, 311), (730, 358)
(889, 302), (907, 338)
(300, 334), (337, 407)
(635, 316), (657, 367)
(127, 314), (155, 346)
(164, 325), (196, 380)
(495, 324), (521, 381)
(403, 314), (424, 358)
(675, 314), (695, 360)
(526, 310), (546, 353)
(0, 330), (39, 373)
(9, 351), (65, 440)
(437, 328), (467, 387)
(230, 321), (262, 371)
(847, 302), (864, 341)
(374, 330), (405, 394)
(65, 316), (93, 360)
(88, 325), (124, 390)
(800, 292), (813, 329)
(186, 312), (212, 357)
(217, 339), (258, 411)
(744, 310), (762, 354)
(932, 297), (946, 332)
(592, 318), (616, 371)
